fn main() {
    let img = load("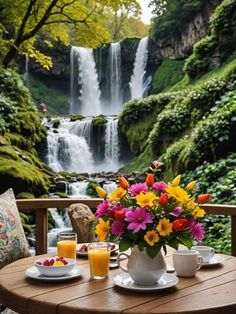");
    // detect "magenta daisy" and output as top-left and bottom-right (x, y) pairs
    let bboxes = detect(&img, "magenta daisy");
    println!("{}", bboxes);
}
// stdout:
(125, 207), (154, 233)
(96, 200), (110, 217)
(189, 221), (205, 241)
(128, 183), (148, 197)
(152, 181), (167, 192)
(111, 220), (124, 236)
(170, 206), (184, 217)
